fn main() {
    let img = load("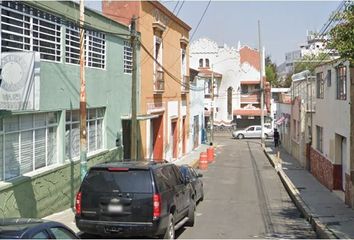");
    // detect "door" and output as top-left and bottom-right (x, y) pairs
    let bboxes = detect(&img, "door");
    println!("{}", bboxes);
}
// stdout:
(182, 117), (186, 155)
(245, 126), (255, 138)
(149, 120), (154, 159)
(122, 120), (131, 159)
(172, 120), (177, 159)
(341, 137), (346, 190)
(81, 169), (154, 223)
(193, 116), (199, 149)
(255, 126), (262, 138)
(153, 116), (164, 161)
